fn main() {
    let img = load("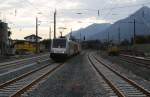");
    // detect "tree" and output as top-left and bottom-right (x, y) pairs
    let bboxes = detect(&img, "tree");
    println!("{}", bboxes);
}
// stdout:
(8, 31), (11, 37)
(40, 39), (51, 49)
(121, 39), (130, 46)
(135, 35), (150, 44)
